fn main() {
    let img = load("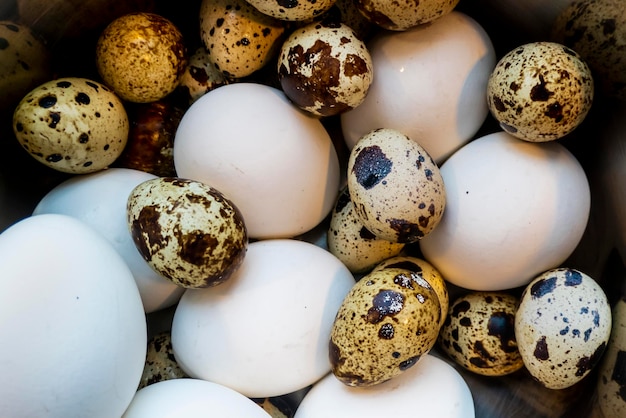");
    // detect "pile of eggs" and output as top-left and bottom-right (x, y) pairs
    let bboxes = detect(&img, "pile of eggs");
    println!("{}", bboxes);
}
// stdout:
(1, 0), (625, 417)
